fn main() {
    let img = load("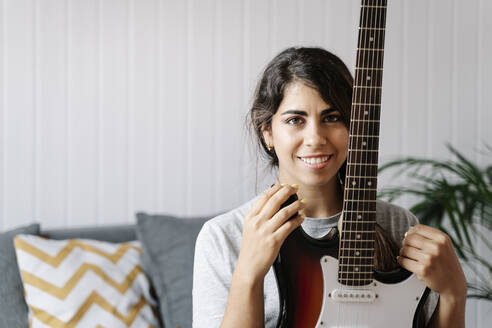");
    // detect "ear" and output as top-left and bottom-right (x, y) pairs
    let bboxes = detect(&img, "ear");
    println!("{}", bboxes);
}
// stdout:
(261, 124), (273, 148)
